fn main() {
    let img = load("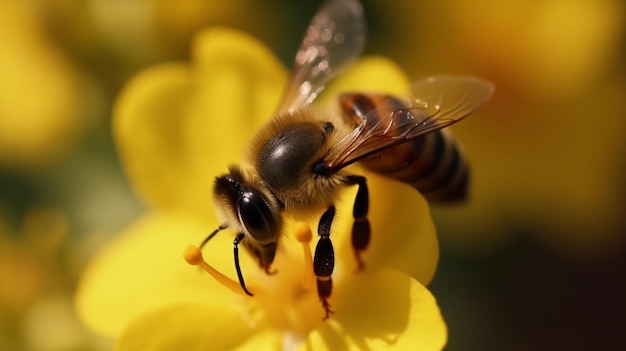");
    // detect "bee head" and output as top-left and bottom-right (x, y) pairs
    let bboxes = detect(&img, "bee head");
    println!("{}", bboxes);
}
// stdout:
(212, 166), (283, 244)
